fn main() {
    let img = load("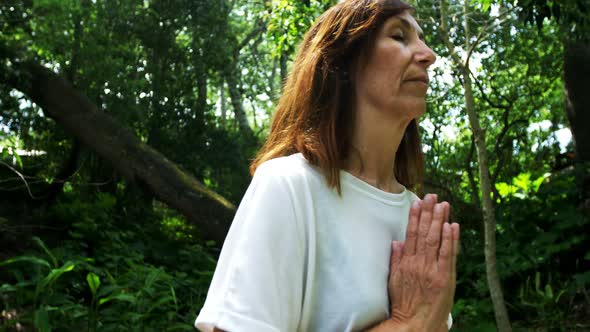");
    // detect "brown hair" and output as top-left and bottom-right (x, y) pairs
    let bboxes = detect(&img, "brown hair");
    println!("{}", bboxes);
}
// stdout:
(251, 0), (424, 194)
